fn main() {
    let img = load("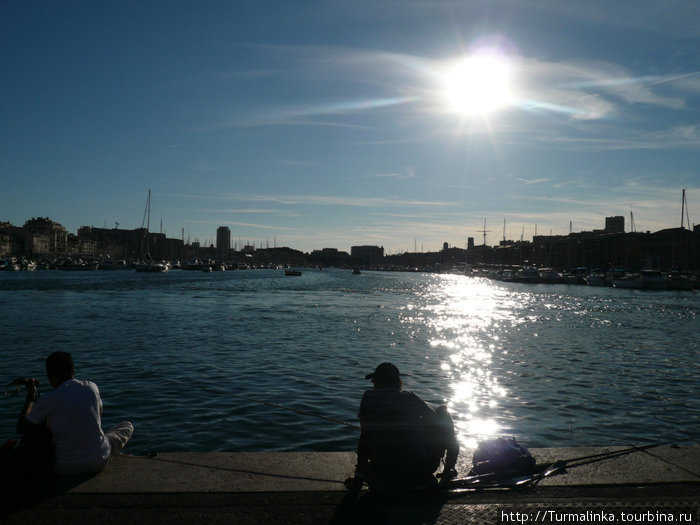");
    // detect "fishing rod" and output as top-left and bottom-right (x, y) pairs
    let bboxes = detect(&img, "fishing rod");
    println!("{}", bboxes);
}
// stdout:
(559, 440), (680, 469)
(446, 437), (699, 492)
